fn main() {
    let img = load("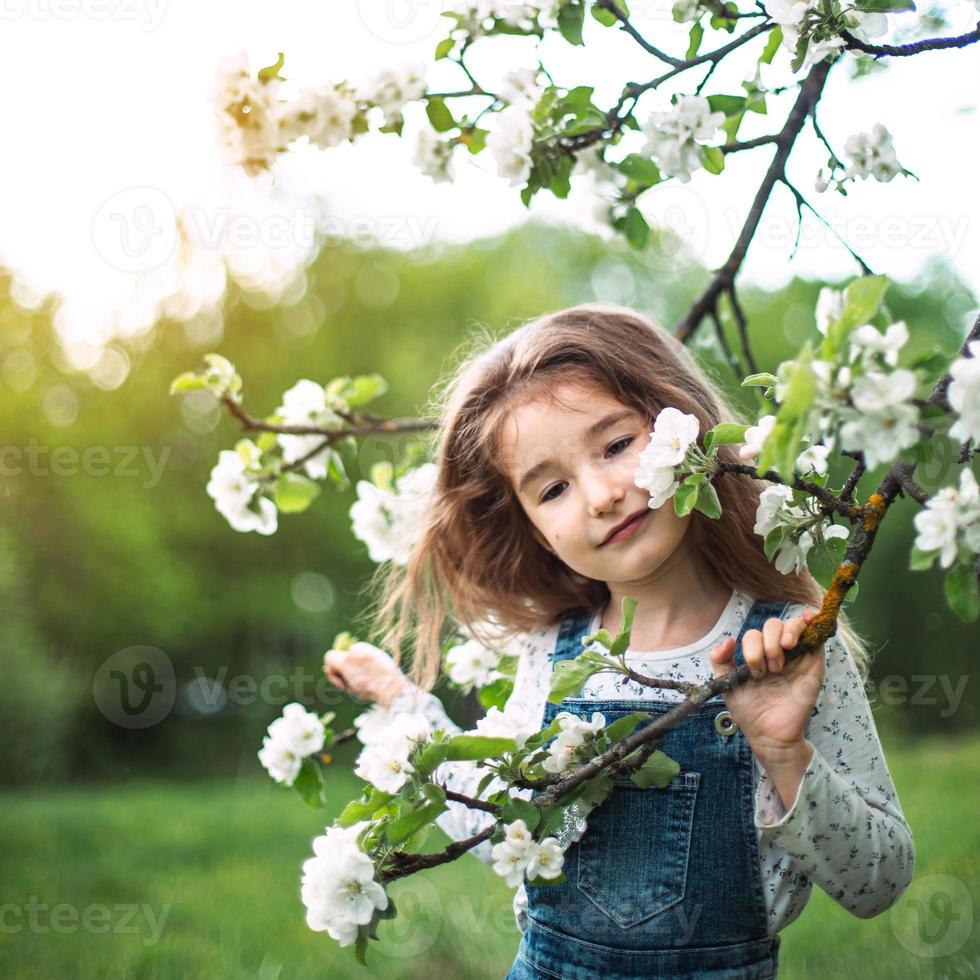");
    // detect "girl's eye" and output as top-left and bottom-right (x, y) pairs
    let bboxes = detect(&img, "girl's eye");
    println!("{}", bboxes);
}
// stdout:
(607, 436), (633, 456)
(539, 437), (633, 503)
